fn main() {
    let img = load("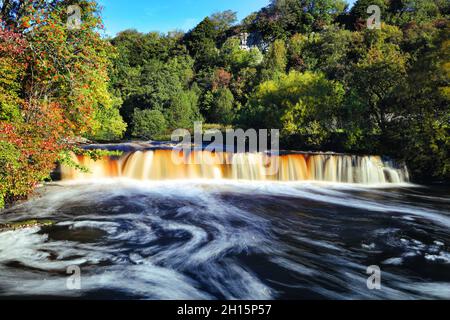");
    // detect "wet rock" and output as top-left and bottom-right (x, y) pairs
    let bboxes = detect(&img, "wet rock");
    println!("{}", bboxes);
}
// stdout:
(0, 219), (54, 232)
